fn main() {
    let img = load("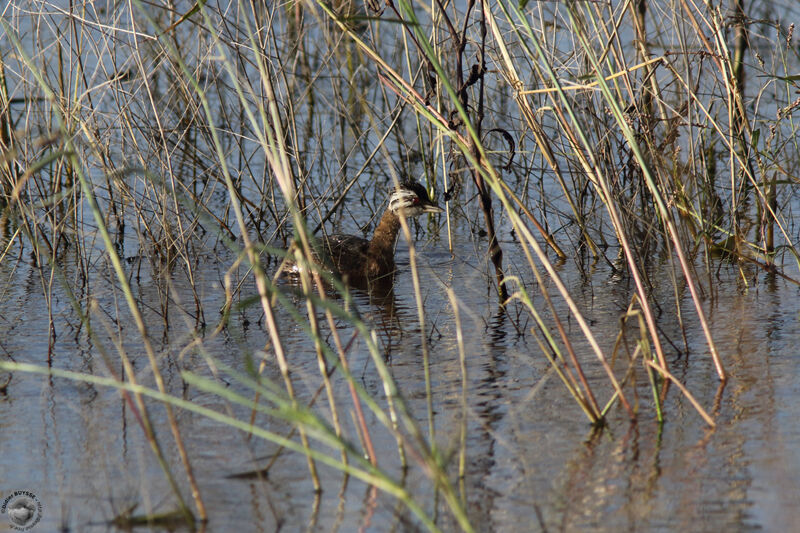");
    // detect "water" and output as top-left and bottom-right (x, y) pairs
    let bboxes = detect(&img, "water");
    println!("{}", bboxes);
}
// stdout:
(3, 0), (800, 530)
(2, 212), (800, 531)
